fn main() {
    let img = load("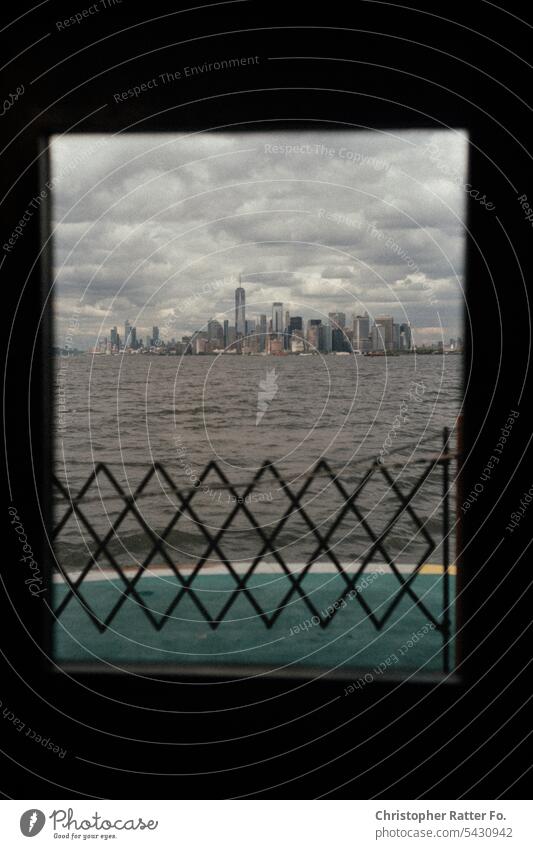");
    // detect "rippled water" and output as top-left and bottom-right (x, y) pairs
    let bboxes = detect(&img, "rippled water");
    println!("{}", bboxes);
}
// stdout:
(54, 354), (463, 569)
